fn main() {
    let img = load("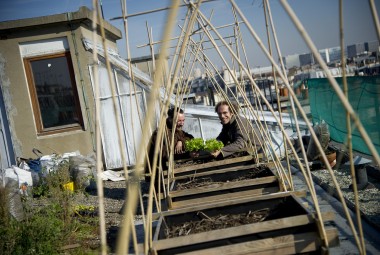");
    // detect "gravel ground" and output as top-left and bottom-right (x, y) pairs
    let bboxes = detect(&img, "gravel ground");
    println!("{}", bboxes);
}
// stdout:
(311, 166), (380, 229)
